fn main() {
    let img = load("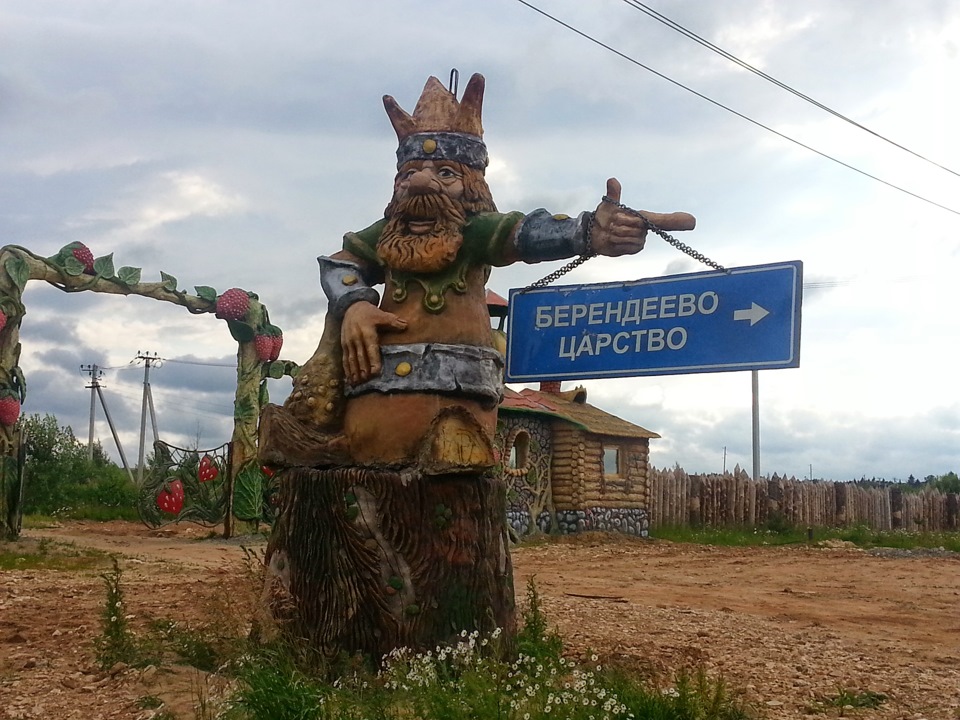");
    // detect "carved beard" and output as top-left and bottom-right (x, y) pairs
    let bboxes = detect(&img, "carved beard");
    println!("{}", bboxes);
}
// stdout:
(378, 192), (467, 274)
